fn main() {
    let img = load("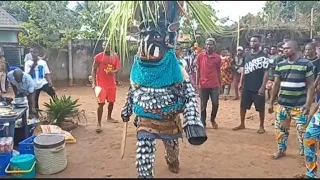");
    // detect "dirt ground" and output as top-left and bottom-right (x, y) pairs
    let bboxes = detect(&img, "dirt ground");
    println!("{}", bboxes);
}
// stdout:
(25, 85), (309, 178)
